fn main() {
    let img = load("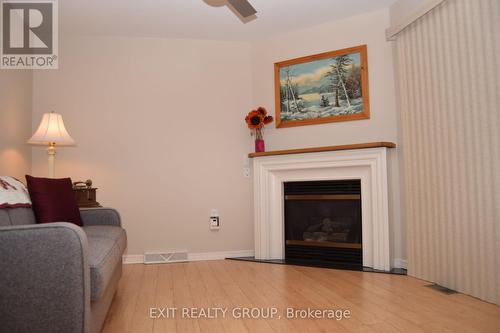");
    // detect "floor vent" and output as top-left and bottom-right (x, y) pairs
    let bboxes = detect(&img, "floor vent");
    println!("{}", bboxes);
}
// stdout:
(144, 251), (188, 264)
(425, 284), (457, 295)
